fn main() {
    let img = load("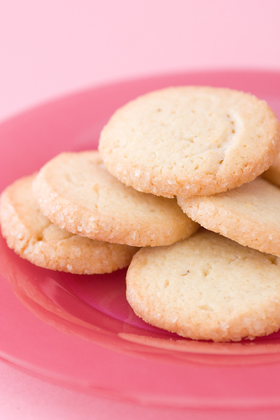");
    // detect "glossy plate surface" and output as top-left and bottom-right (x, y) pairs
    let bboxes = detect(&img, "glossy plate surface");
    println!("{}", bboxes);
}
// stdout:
(1, 71), (280, 409)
